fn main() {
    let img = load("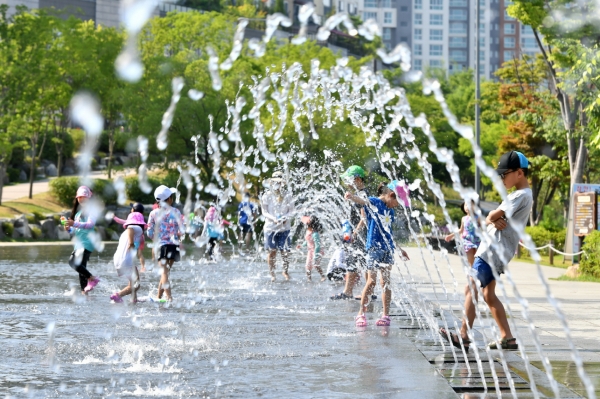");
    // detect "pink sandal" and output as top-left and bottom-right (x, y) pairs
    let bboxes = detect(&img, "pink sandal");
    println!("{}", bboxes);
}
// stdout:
(355, 314), (367, 327)
(376, 316), (391, 326)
